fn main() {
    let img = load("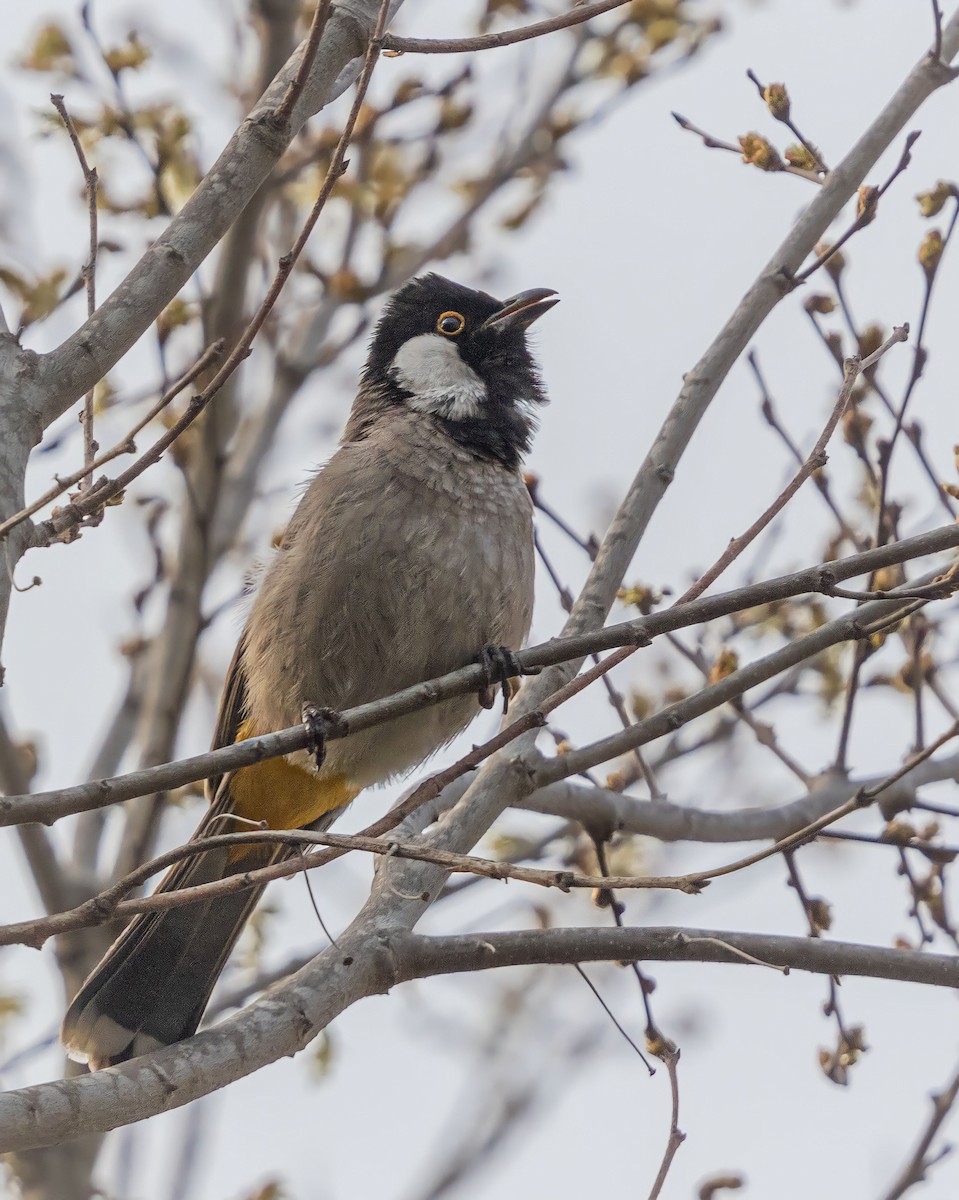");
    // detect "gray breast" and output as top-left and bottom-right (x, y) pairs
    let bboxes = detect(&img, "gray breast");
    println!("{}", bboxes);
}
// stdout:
(241, 412), (534, 788)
